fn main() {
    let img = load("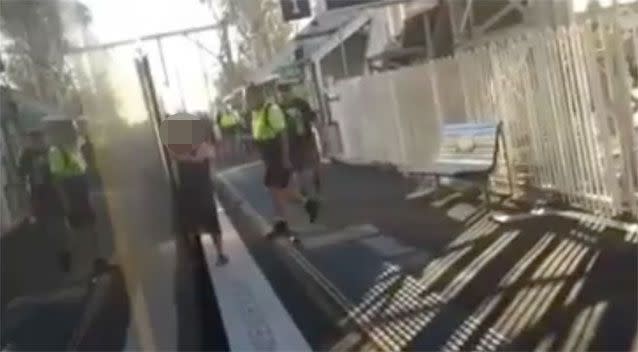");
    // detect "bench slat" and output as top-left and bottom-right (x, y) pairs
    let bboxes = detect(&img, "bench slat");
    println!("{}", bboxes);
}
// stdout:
(443, 123), (499, 137)
(439, 145), (496, 153)
(439, 154), (494, 161)
(436, 158), (493, 166)
(442, 122), (499, 131)
(406, 121), (501, 181)
(443, 127), (498, 136)
(409, 161), (492, 176)
(440, 136), (498, 146)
